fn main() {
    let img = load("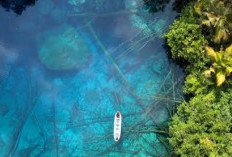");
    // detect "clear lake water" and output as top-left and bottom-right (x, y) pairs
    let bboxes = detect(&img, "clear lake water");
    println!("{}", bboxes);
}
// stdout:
(0, 0), (184, 156)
